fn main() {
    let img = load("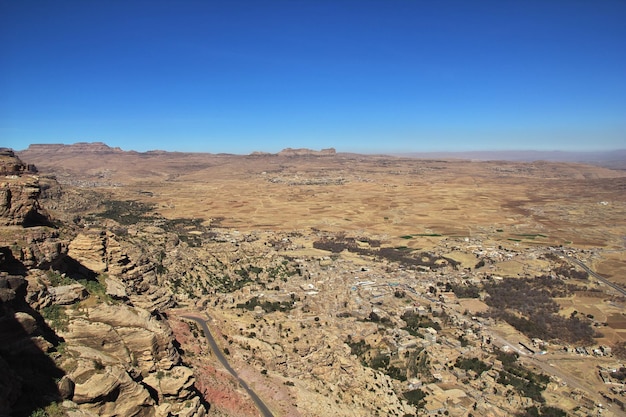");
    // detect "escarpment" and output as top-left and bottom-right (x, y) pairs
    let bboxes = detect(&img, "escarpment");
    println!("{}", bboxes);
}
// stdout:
(0, 150), (208, 417)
